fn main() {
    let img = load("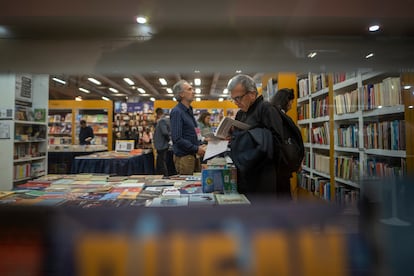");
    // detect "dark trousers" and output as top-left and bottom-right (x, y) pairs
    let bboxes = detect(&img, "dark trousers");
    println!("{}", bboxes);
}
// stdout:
(156, 149), (169, 176)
